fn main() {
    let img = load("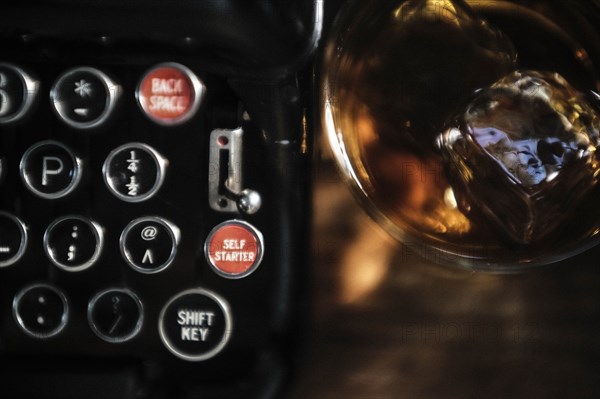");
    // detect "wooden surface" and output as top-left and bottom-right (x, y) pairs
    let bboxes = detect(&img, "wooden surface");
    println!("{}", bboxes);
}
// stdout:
(289, 160), (600, 399)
